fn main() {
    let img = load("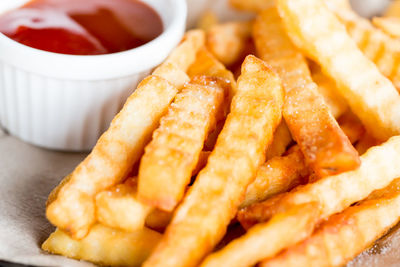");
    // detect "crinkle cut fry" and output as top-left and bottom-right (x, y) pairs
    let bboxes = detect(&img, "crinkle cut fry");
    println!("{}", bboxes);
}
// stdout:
(331, 6), (400, 92)
(45, 30), (205, 239)
(42, 224), (162, 267)
(200, 203), (319, 267)
(265, 121), (292, 160)
(310, 63), (348, 119)
(143, 55), (284, 267)
(188, 47), (237, 107)
(276, 0), (400, 141)
(240, 145), (309, 208)
(253, 7), (359, 178)
(95, 177), (152, 232)
(206, 21), (253, 67)
(238, 136), (400, 230)
(261, 178), (400, 267)
(138, 76), (226, 211)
